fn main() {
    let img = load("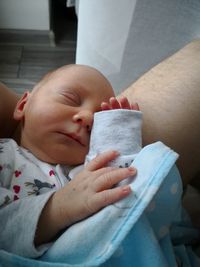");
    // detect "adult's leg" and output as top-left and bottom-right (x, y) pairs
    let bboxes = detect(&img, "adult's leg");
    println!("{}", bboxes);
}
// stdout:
(121, 40), (200, 186)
